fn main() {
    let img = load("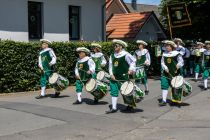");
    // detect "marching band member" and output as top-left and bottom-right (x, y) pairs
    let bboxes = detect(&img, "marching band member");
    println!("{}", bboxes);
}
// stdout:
(174, 38), (186, 76)
(189, 43), (196, 76)
(36, 39), (59, 99)
(193, 42), (206, 82)
(133, 40), (151, 95)
(90, 43), (107, 73)
(203, 41), (210, 90)
(106, 39), (136, 113)
(159, 41), (184, 106)
(74, 47), (96, 104)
